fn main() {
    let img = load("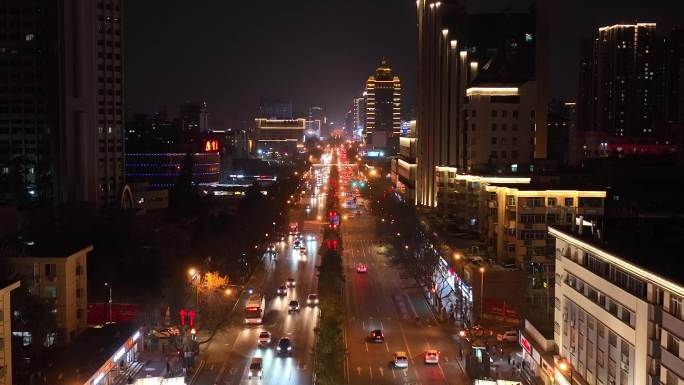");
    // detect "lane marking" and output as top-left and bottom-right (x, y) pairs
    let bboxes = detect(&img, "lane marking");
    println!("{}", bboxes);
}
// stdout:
(365, 342), (369, 352)
(357, 366), (362, 375)
(379, 367), (384, 377)
(369, 366), (373, 380)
